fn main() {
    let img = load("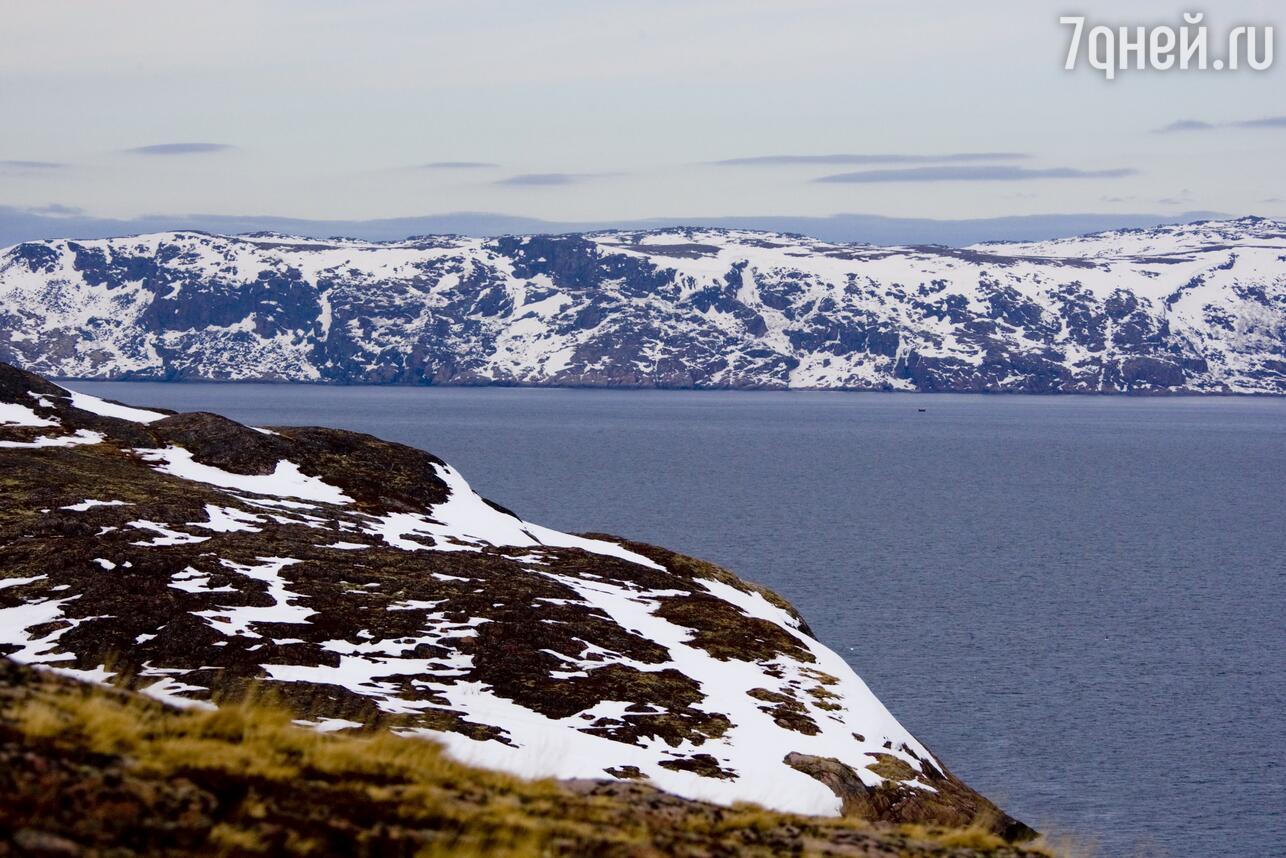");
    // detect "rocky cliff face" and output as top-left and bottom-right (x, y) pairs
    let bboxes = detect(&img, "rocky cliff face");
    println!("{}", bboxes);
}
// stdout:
(0, 218), (1282, 393)
(0, 363), (1029, 837)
